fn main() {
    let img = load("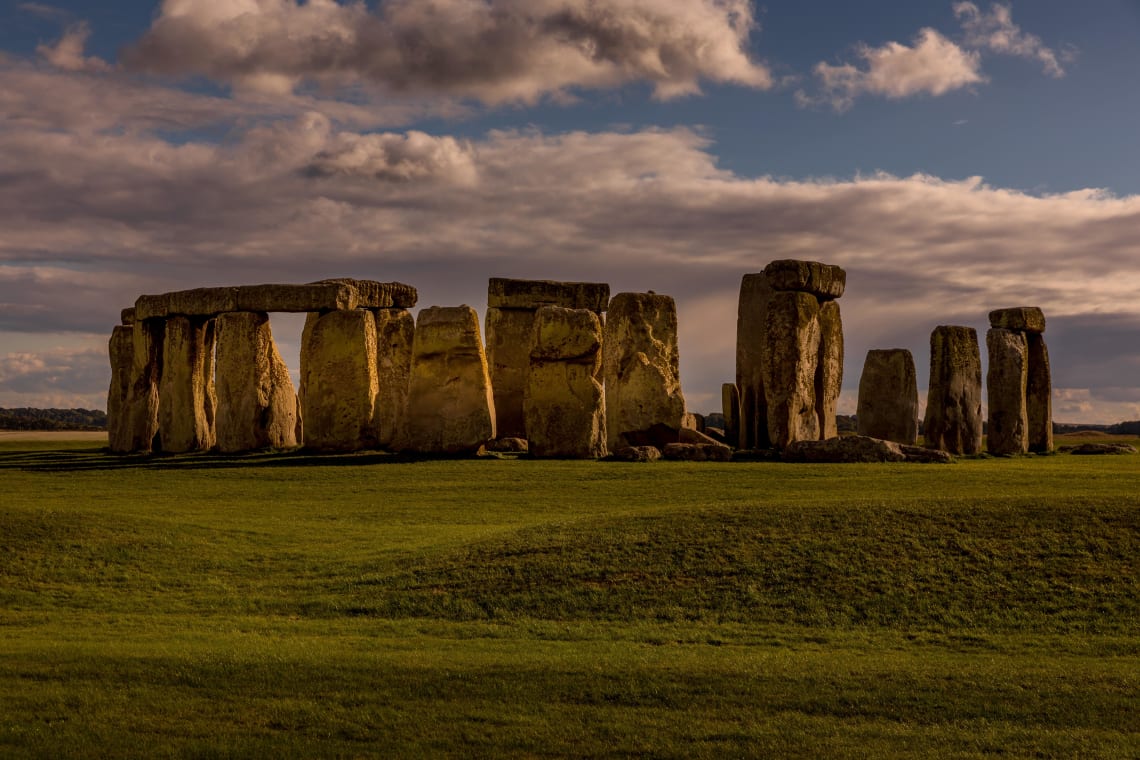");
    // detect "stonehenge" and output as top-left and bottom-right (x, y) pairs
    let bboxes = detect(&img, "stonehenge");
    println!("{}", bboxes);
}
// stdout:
(603, 292), (685, 451)
(856, 349), (918, 445)
(485, 278), (609, 439)
(734, 260), (845, 450)
(524, 305), (606, 458)
(923, 326), (984, 455)
(105, 269), (1058, 465)
(987, 307), (1052, 454)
